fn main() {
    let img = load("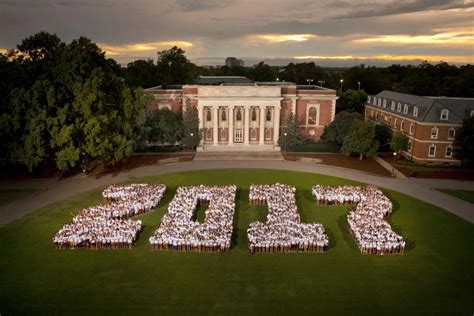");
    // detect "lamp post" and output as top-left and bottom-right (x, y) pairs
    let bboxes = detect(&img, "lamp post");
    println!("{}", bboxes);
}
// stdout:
(306, 79), (314, 86)
(358, 81), (361, 91)
(283, 132), (288, 153)
(339, 79), (344, 92)
(318, 80), (325, 87)
(391, 152), (397, 176)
